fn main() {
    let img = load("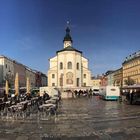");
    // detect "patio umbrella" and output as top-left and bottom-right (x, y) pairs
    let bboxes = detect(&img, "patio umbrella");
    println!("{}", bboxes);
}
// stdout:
(26, 77), (30, 94)
(5, 80), (9, 96)
(15, 72), (19, 96)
